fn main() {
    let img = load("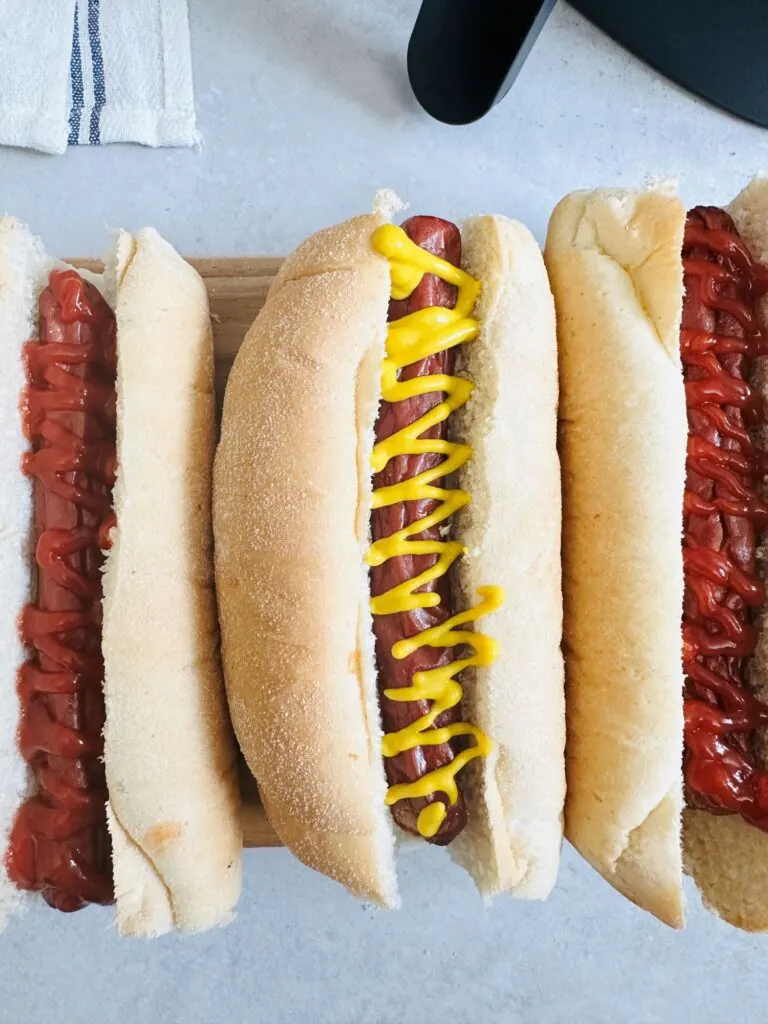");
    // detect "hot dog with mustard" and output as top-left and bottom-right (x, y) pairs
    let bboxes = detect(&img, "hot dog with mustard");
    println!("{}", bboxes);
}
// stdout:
(213, 194), (565, 904)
